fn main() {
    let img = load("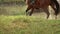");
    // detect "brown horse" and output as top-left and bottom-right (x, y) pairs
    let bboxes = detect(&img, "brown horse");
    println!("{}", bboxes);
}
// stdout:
(25, 0), (59, 19)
